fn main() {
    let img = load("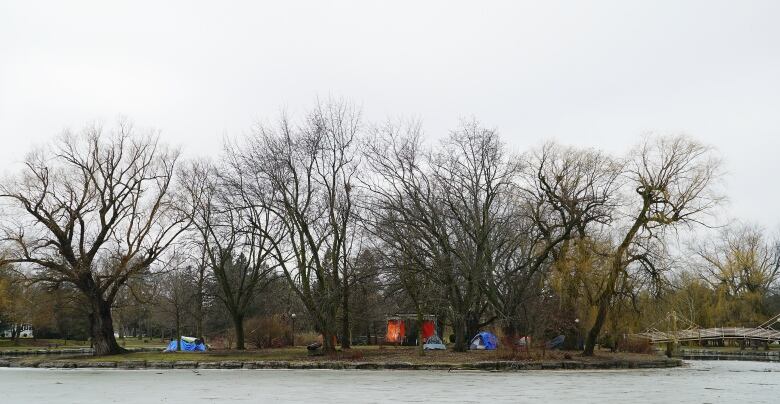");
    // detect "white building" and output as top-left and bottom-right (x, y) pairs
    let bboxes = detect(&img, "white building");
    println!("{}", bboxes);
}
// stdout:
(0, 323), (34, 338)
